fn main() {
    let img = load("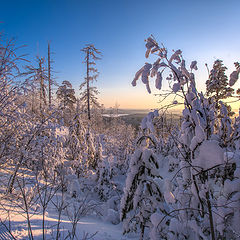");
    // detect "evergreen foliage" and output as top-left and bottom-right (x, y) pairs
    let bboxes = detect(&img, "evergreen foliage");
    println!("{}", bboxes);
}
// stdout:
(80, 44), (102, 120)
